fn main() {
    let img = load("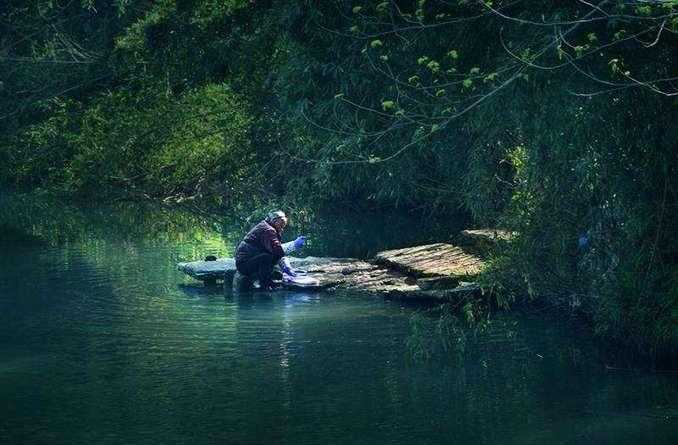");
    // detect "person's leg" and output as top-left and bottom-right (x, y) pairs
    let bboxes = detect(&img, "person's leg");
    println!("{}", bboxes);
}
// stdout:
(237, 253), (266, 276)
(238, 253), (277, 288)
(232, 270), (253, 293)
(254, 253), (277, 288)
